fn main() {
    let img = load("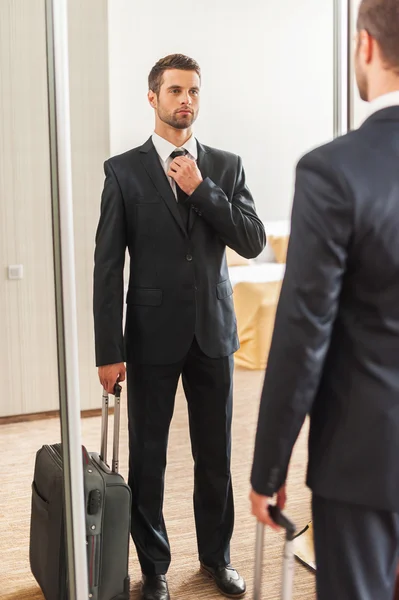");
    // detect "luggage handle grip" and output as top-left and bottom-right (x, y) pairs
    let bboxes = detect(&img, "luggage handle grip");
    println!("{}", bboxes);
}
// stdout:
(100, 382), (122, 473)
(268, 506), (296, 541)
